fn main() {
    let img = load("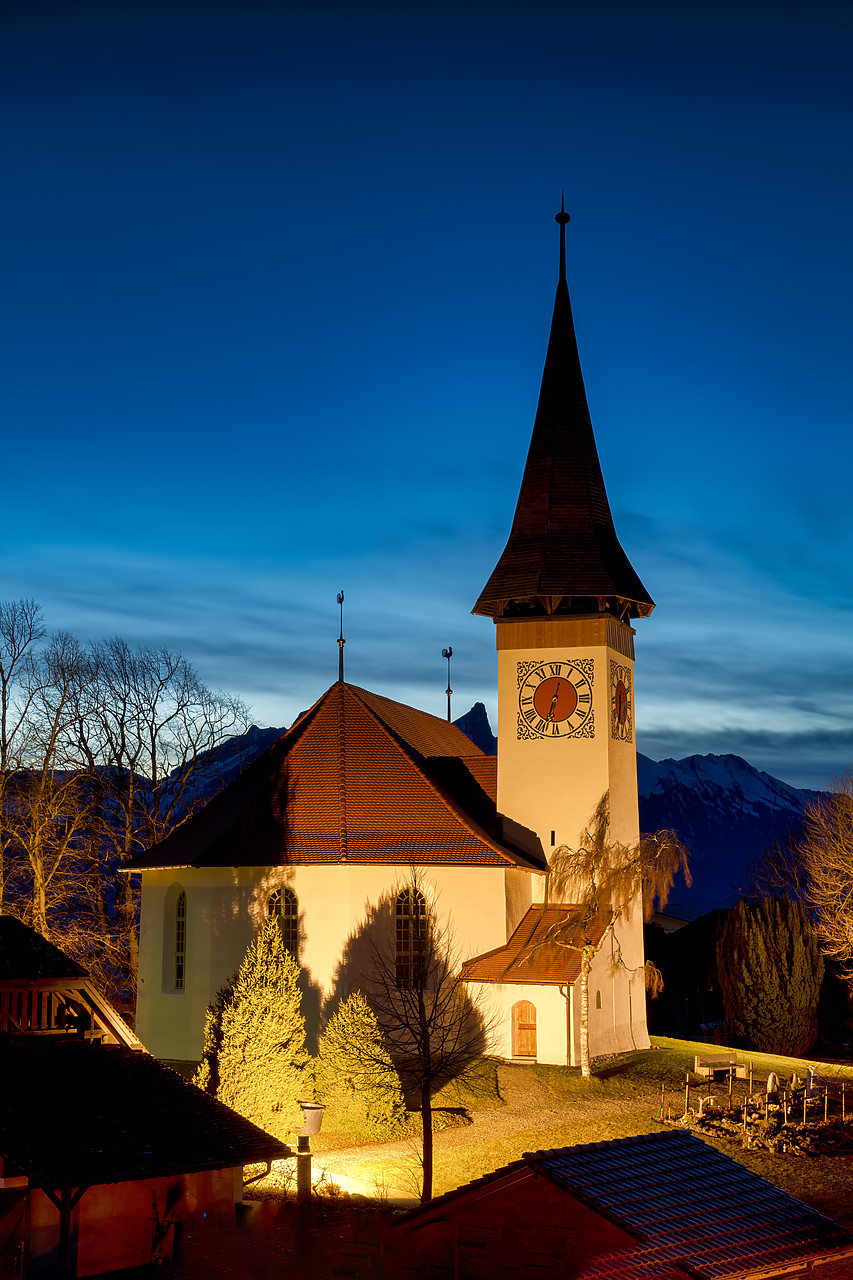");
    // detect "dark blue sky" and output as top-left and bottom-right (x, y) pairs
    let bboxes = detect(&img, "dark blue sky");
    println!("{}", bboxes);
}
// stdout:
(3, 0), (852, 787)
